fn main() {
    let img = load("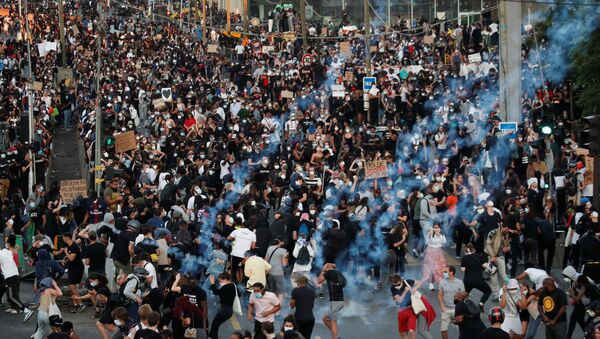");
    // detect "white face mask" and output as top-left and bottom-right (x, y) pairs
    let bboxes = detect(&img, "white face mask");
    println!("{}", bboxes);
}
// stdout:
(114, 319), (122, 326)
(284, 326), (294, 332)
(60, 216), (67, 224)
